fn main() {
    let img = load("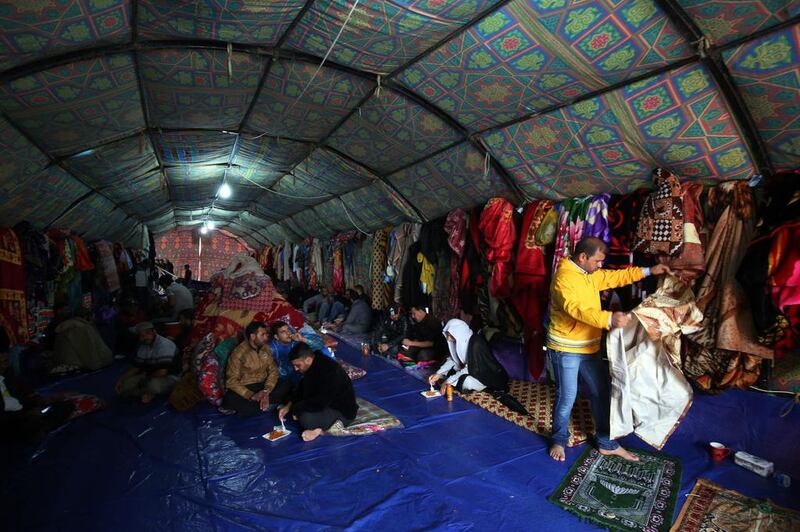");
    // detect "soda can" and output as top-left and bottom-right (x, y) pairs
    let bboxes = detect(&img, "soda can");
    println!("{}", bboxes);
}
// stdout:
(774, 472), (791, 488)
(446, 384), (453, 401)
